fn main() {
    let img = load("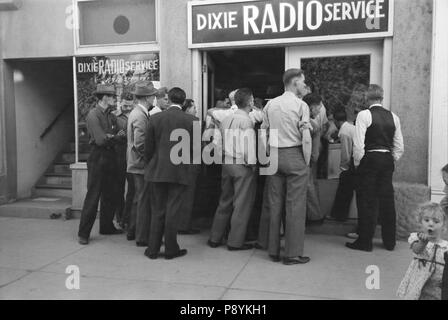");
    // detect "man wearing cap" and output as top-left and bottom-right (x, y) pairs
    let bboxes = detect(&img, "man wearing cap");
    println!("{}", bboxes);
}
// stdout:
(78, 84), (126, 245)
(127, 81), (158, 246)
